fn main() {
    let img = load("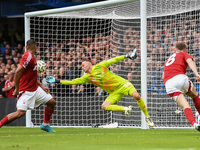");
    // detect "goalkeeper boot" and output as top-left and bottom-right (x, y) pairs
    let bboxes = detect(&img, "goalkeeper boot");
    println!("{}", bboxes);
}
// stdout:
(145, 116), (154, 128)
(124, 106), (133, 116)
(40, 124), (56, 133)
(194, 123), (200, 132)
